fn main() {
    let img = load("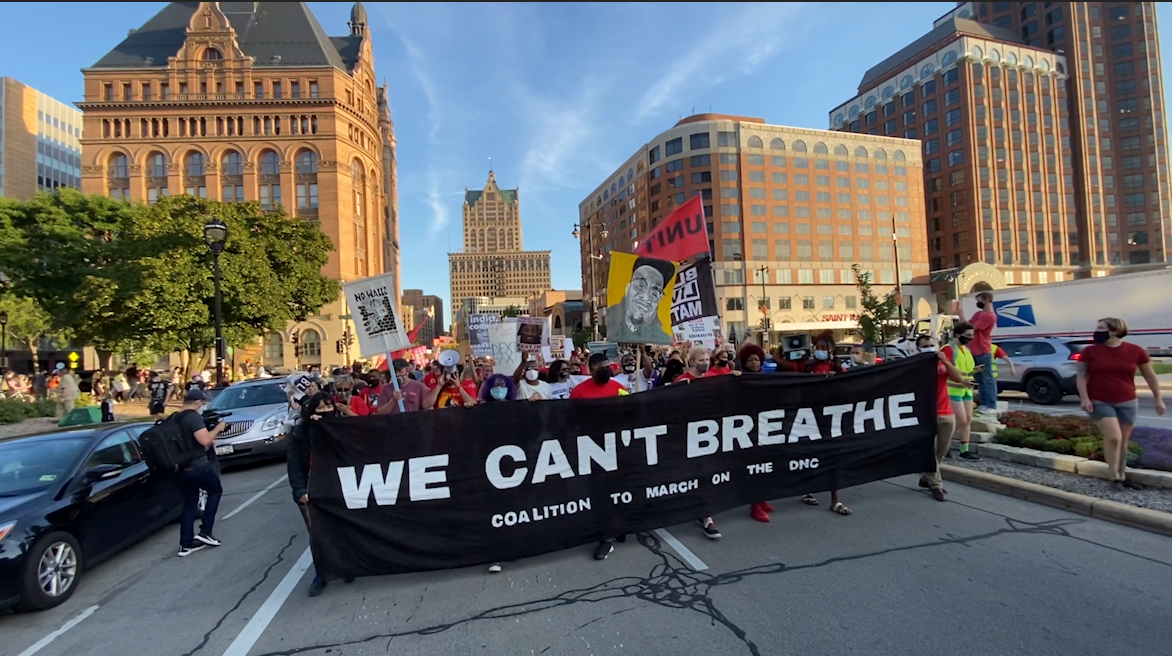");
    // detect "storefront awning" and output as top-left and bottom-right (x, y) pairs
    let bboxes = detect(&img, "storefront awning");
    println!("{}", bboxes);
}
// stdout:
(770, 321), (859, 332)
